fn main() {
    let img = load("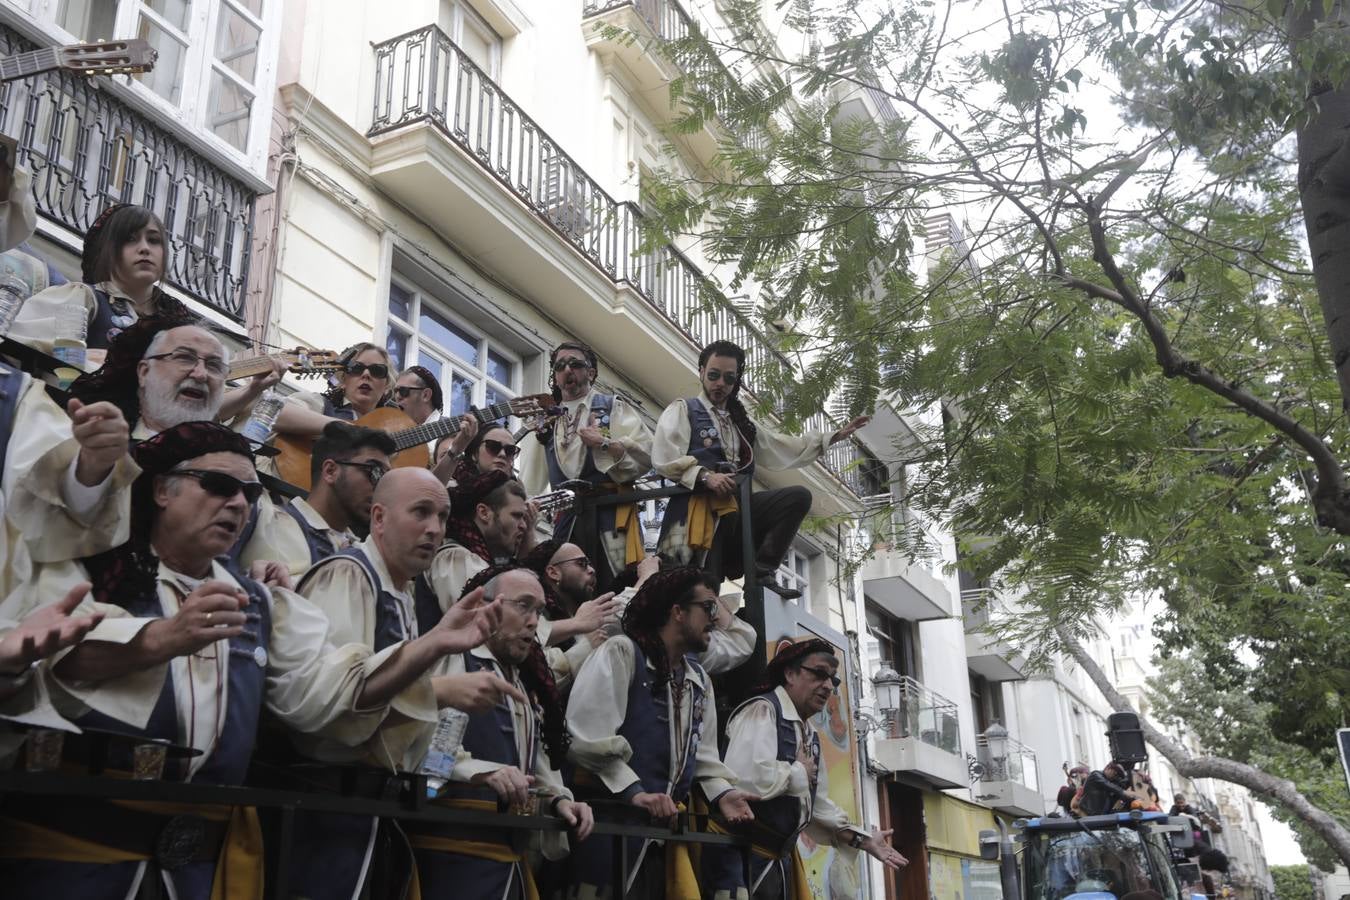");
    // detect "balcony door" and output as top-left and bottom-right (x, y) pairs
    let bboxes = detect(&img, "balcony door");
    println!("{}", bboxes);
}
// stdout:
(881, 781), (929, 900)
